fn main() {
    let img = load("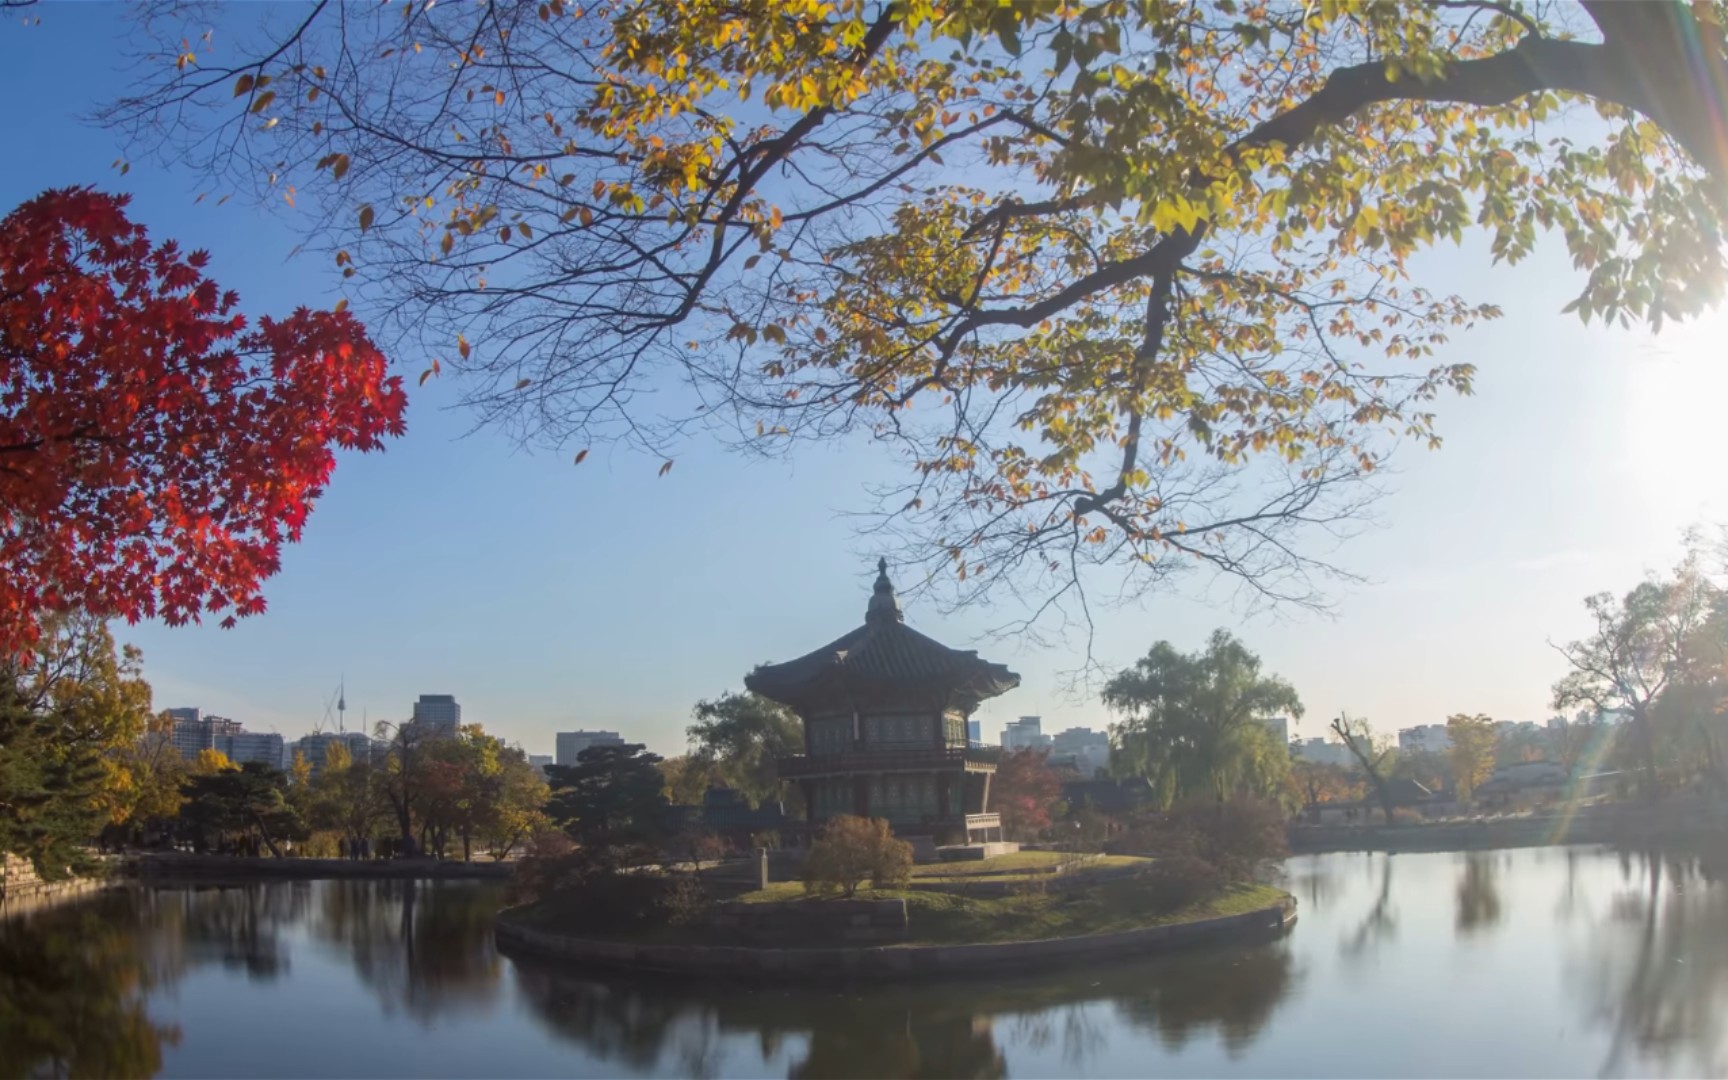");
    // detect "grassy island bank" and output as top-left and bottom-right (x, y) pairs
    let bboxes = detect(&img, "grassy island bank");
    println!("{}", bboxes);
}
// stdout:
(495, 880), (1294, 980)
